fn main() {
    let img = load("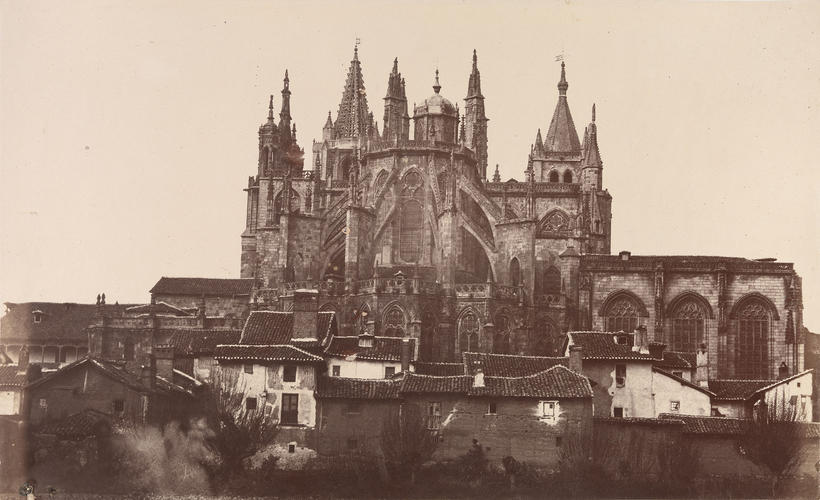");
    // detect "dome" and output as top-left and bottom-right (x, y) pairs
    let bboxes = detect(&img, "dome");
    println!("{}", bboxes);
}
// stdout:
(414, 70), (458, 117)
